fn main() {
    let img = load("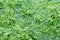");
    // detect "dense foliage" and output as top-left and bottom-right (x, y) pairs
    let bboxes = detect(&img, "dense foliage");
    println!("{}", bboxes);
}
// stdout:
(0, 0), (60, 40)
